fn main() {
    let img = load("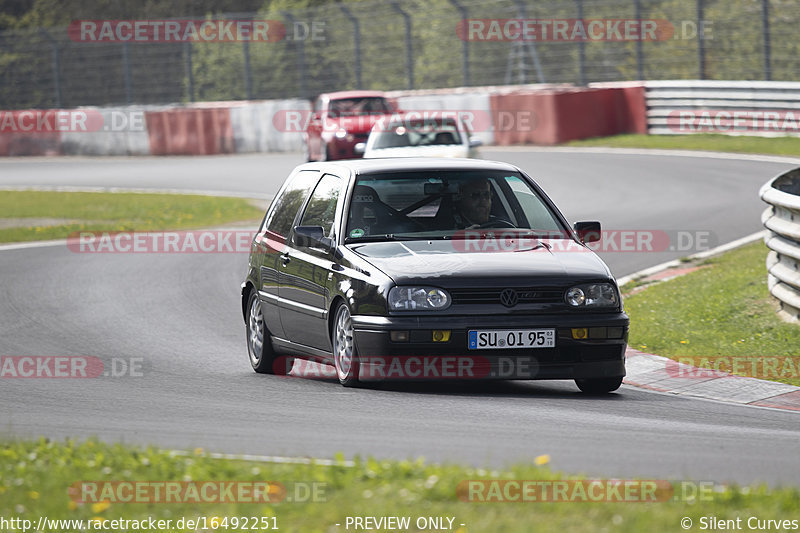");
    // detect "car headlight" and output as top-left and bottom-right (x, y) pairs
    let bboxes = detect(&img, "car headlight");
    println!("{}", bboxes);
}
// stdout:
(335, 129), (347, 139)
(565, 283), (618, 308)
(388, 286), (451, 311)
